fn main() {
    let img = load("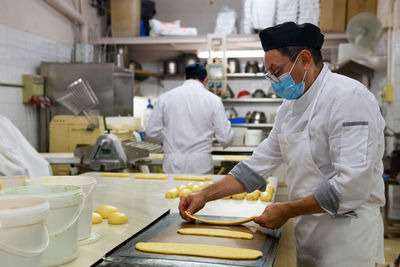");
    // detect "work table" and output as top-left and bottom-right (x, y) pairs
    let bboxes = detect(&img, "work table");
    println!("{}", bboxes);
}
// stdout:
(59, 172), (292, 267)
